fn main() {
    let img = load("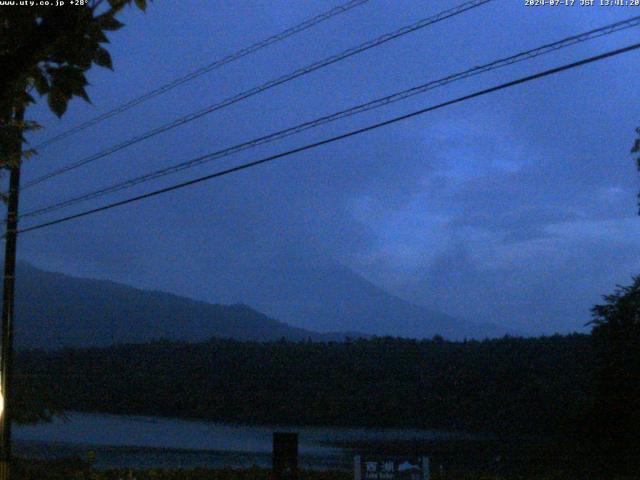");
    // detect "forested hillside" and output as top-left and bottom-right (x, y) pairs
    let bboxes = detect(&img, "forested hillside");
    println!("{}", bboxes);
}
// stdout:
(15, 334), (594, 435)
